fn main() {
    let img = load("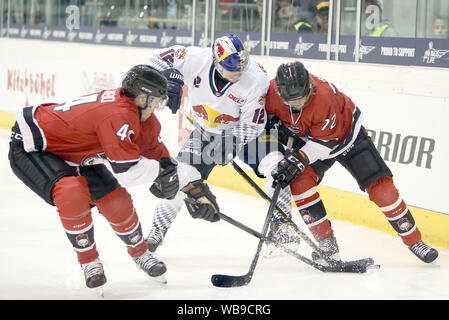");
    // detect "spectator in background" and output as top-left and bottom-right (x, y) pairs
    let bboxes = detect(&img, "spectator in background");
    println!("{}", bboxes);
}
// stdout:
(314, 1), (329, 34)
(363, 0), (396, 37)
(277, 0), (302, 32)
(275, 0), (315, 33)
(431, 16), (449, 39)
(294, 1), (328, 34)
